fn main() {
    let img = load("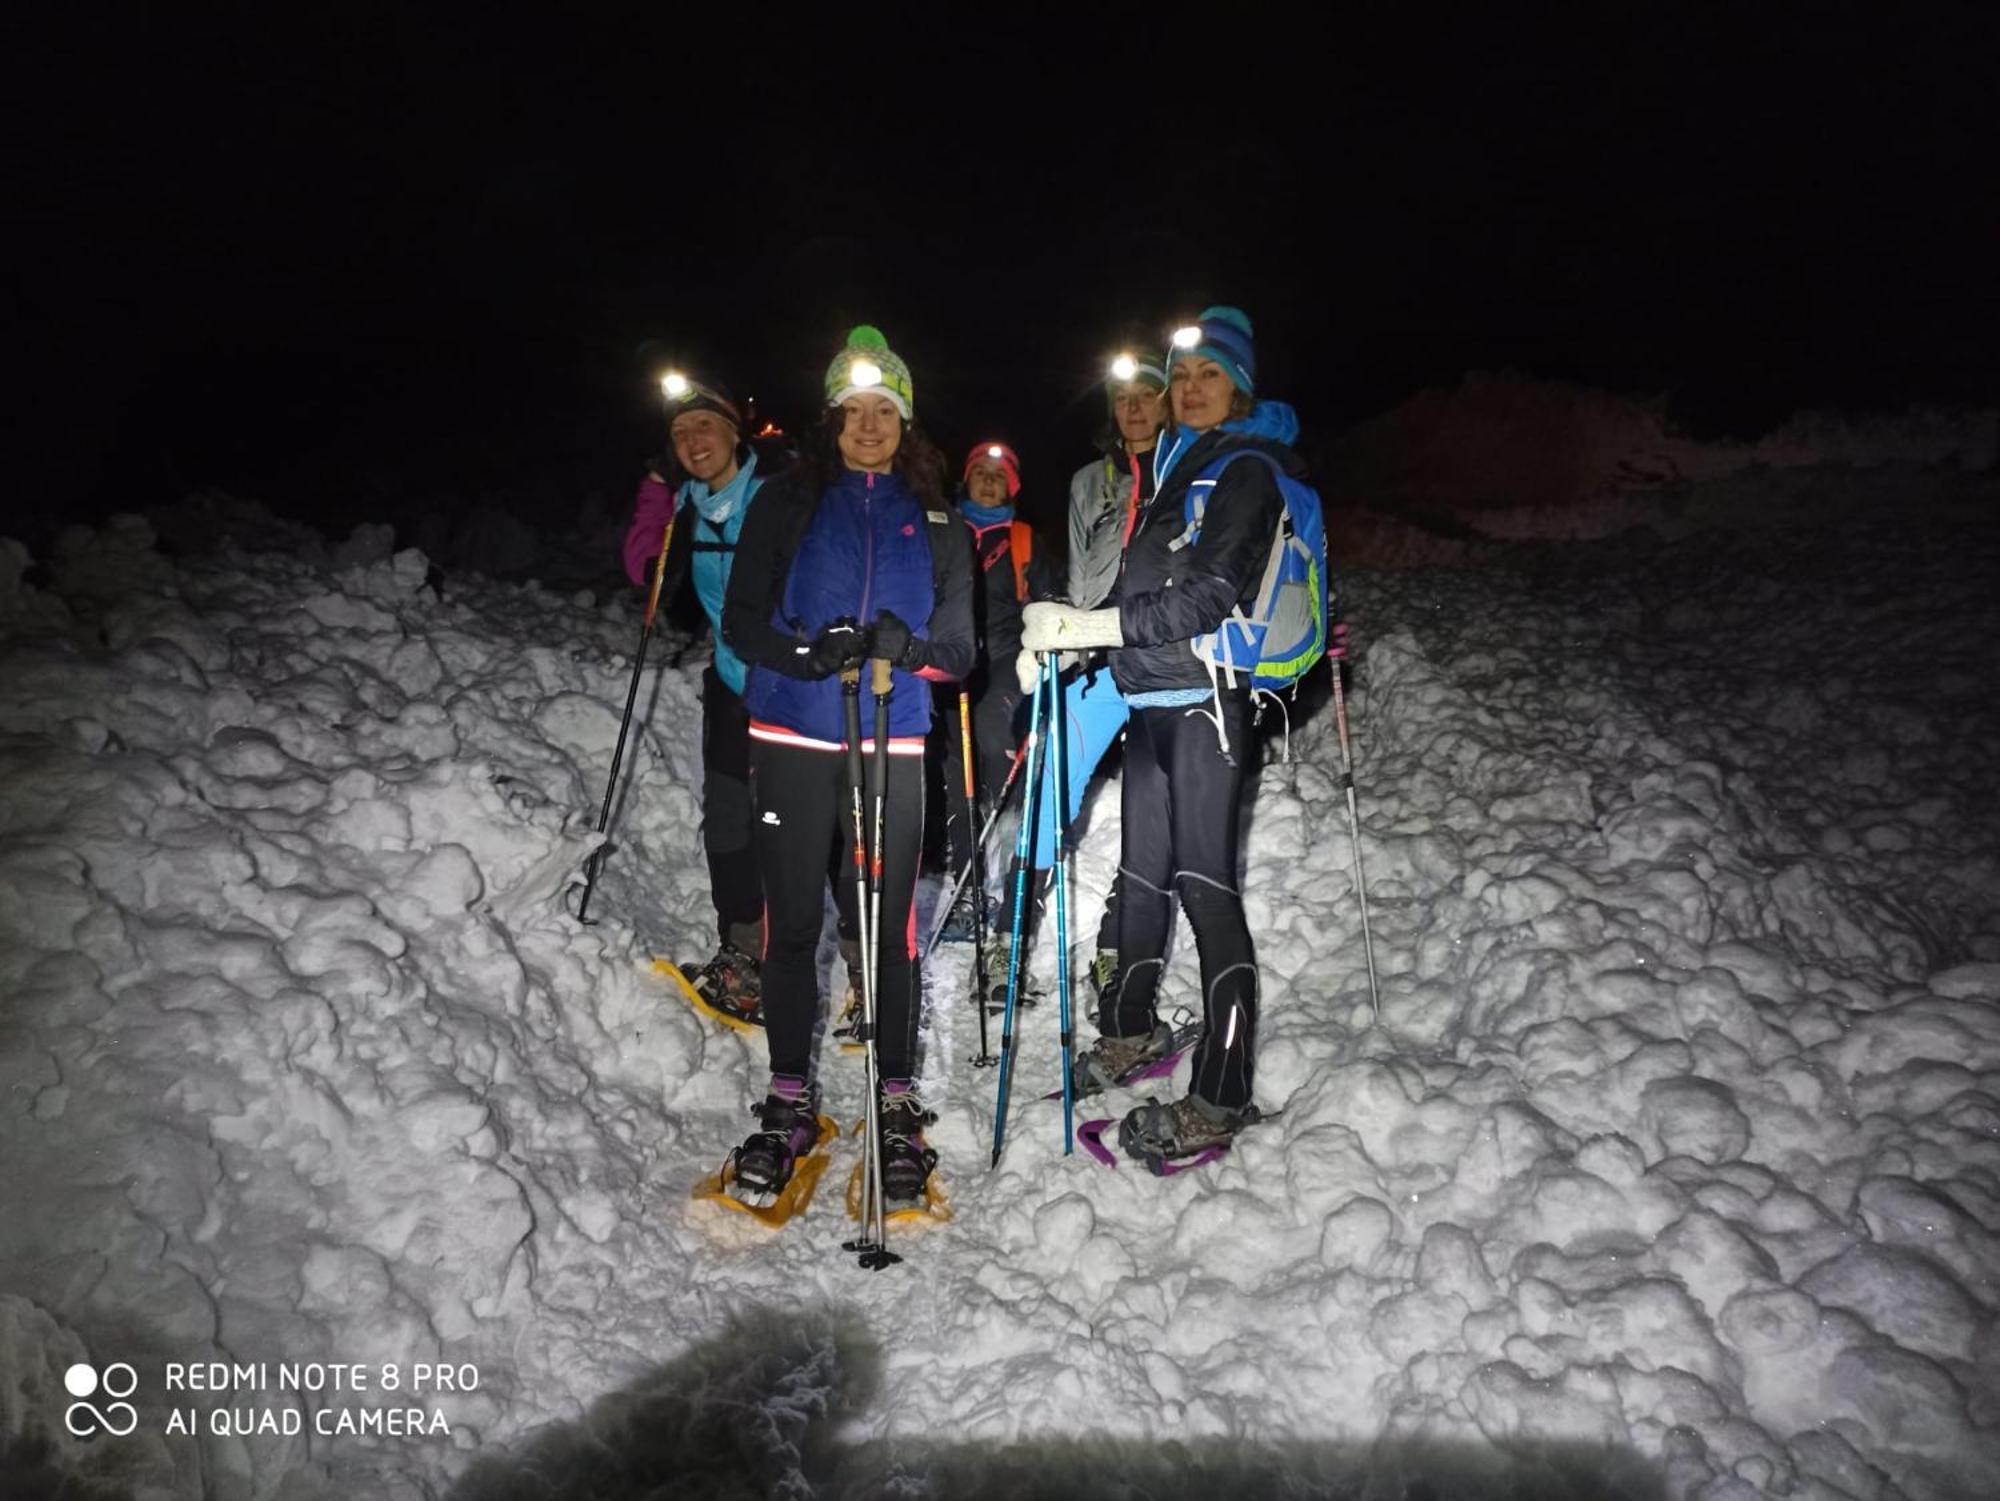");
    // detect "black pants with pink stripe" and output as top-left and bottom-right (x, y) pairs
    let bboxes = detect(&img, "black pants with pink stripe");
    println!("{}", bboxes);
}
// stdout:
(751, 738), (926, 1082)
